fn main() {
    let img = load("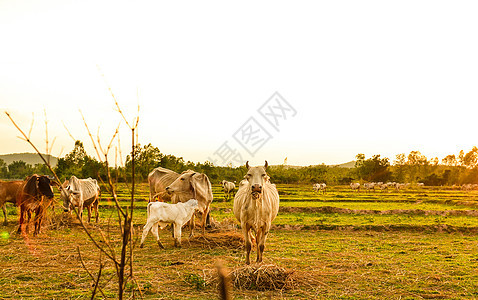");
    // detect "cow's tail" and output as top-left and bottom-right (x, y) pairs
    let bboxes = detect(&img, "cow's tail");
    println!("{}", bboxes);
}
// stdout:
(147, 202), (152, 217)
